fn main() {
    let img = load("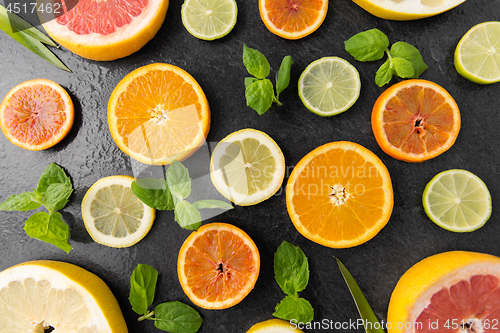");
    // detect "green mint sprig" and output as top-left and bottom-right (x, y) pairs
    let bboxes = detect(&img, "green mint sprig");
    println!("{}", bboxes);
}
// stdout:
(0, 163), (73, 253)
(345, 29), (428, 87)
(131, 160), (233, 231)
(243, 45), (293, 115)
(273, 241), (314, 324)
(129, 264), (203, 333)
